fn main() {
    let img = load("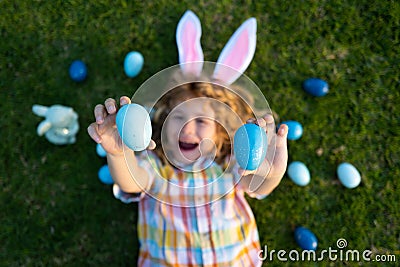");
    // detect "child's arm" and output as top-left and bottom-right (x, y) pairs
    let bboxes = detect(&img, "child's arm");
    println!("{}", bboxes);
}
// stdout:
(238, 115), (288, 196)
(87, 96), (154, 193)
